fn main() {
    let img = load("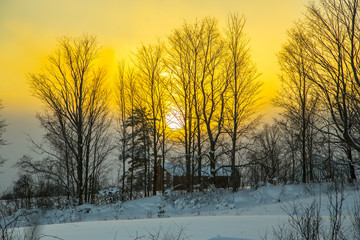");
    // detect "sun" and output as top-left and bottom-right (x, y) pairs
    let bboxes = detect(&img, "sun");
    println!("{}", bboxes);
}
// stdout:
(166, 109), (183, 130)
